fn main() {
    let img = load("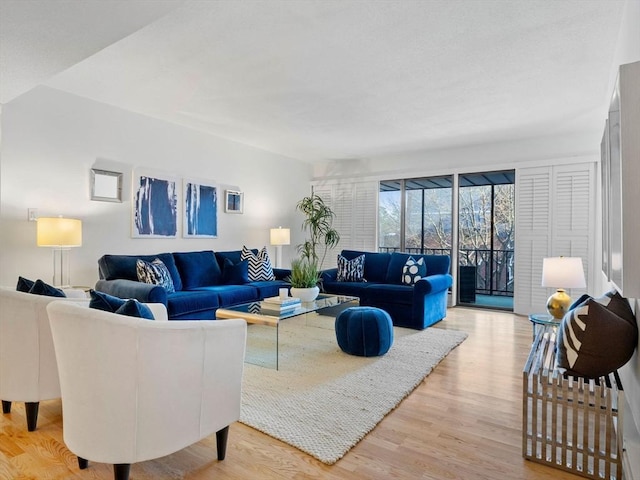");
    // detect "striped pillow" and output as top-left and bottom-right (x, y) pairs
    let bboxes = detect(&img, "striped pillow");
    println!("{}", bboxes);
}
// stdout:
(337, 254), (366, 282)
(241, 246), (275, 281)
